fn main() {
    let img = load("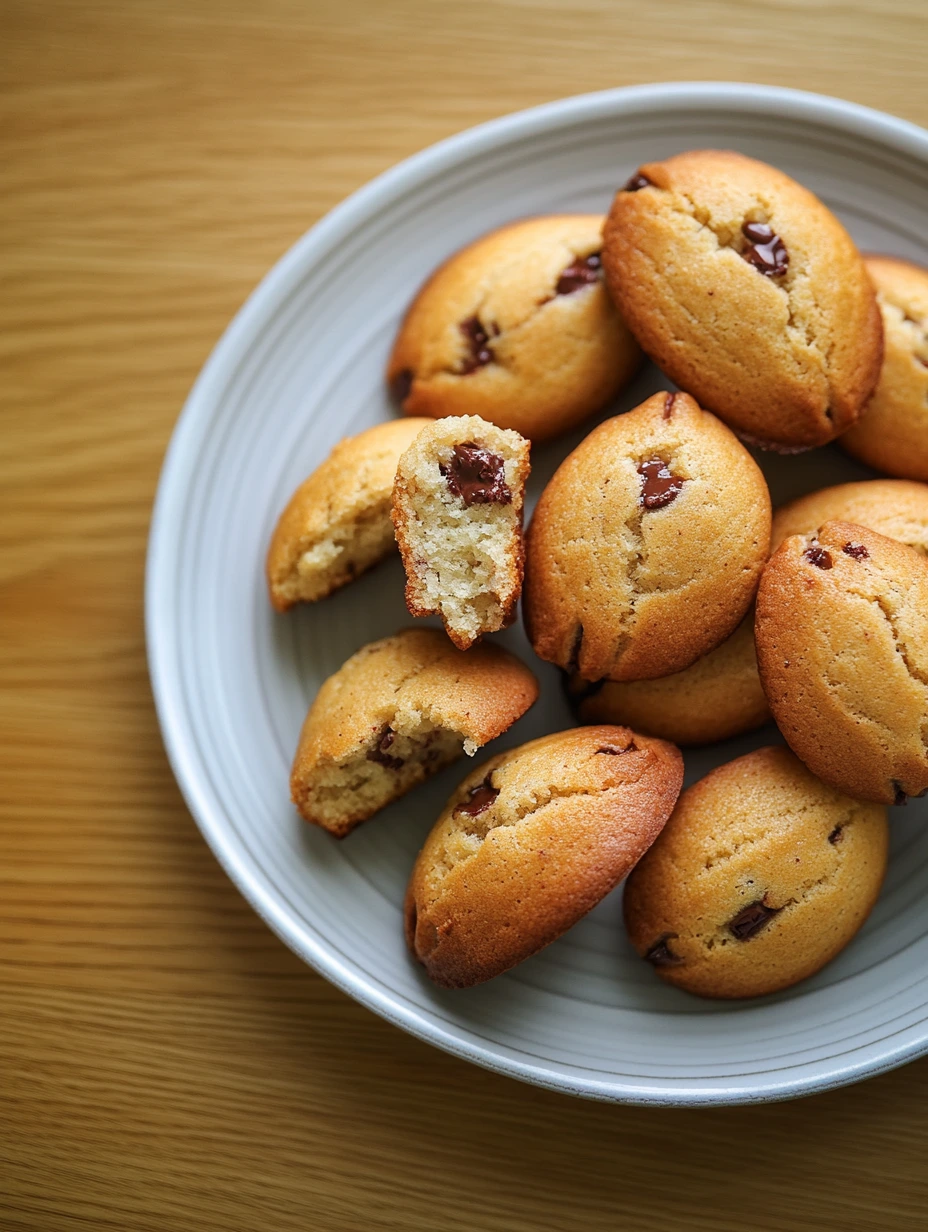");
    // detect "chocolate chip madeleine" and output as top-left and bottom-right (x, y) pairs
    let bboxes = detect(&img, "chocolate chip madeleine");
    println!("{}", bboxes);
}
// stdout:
(524, 391), (770, 682)
(291, 629), (538, 836)
(625, 747), (888, 998)
(392, 415), (530, 649)
(388, 215), (640, 442)
(406, 726), (683, 988)
(602, 150), (882, 450)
